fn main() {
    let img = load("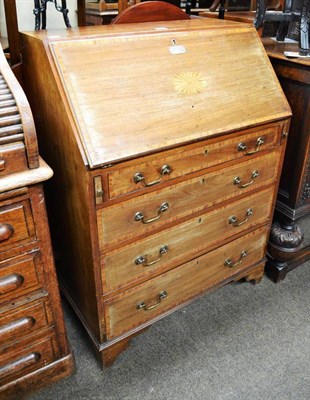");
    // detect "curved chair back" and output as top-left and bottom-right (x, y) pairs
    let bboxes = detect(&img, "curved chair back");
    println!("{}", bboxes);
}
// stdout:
(112, 1), (190, 24)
